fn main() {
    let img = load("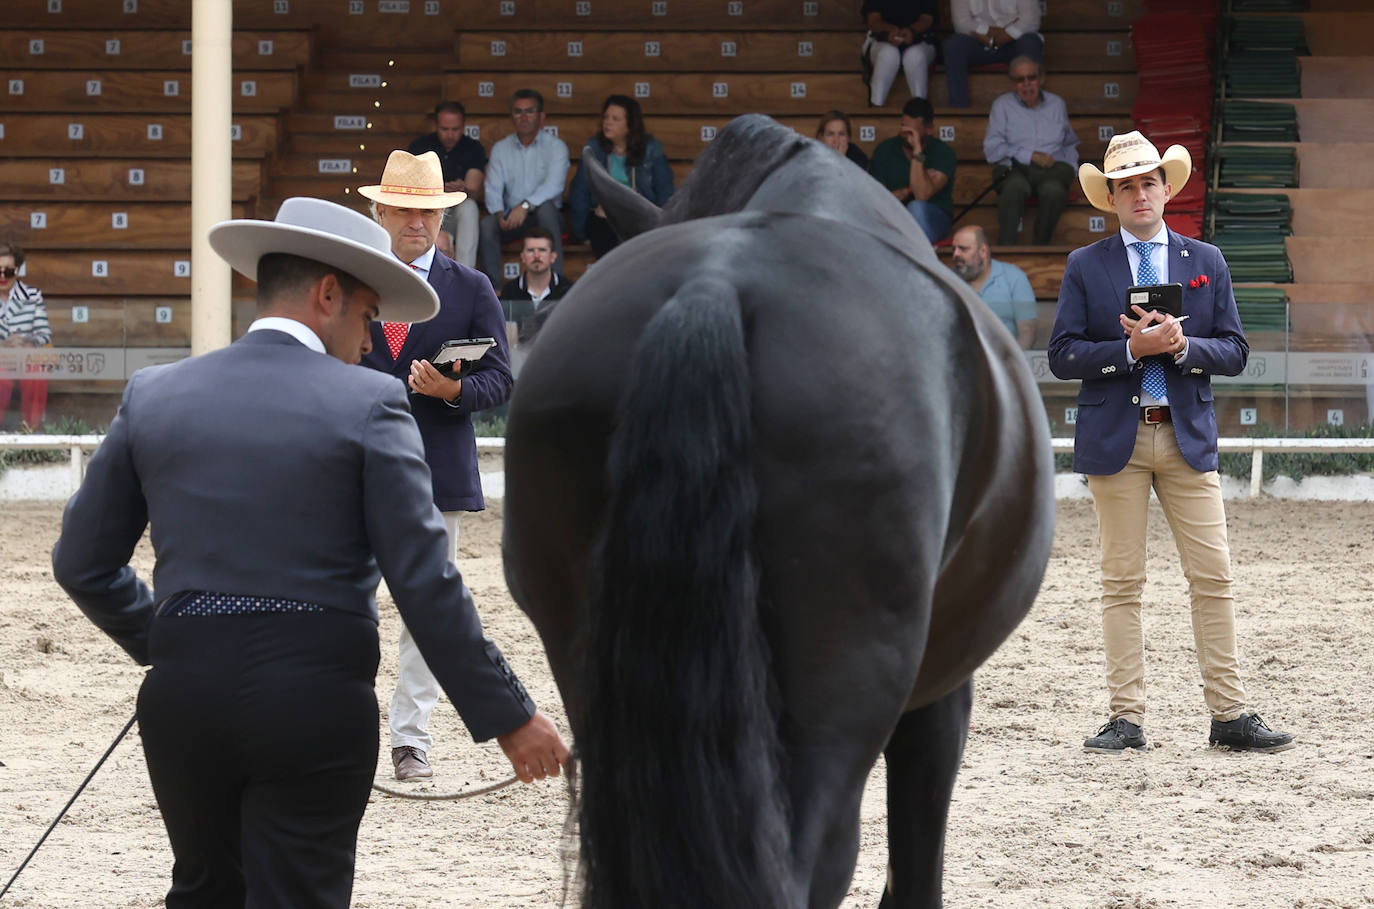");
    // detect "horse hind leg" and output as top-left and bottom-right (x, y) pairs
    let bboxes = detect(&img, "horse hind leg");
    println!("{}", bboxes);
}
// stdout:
(879, 679), (974, 909)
